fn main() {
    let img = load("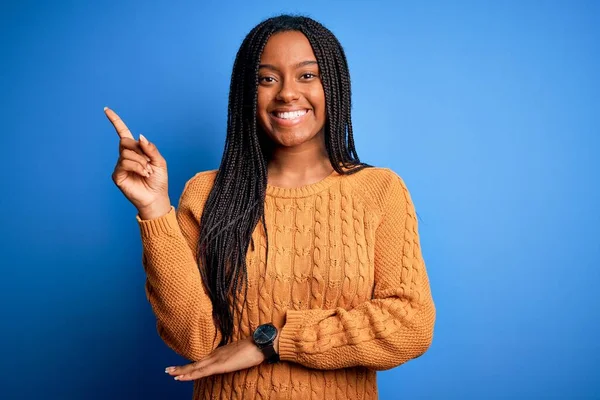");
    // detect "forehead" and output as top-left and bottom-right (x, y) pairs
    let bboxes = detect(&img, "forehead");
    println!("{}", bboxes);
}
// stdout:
(260, 31), (316, 65)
